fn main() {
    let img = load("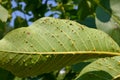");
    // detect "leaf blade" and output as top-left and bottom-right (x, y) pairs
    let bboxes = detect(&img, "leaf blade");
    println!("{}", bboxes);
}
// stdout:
(0, 17), (119, 77)
(75, 56), (120, 80)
